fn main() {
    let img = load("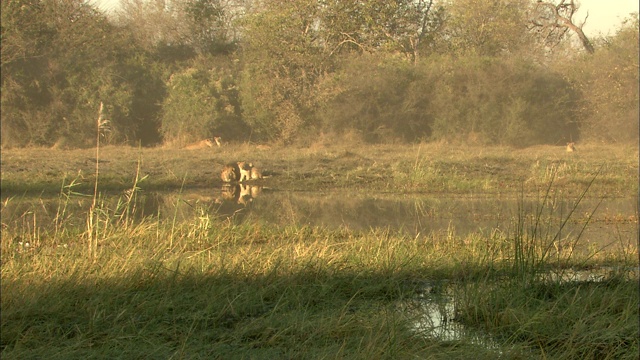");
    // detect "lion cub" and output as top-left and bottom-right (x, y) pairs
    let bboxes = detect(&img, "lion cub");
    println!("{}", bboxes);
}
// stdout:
(250, 166), (263, 180)
(237, 162), (253, 182)
(566, 142), (576, 152)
